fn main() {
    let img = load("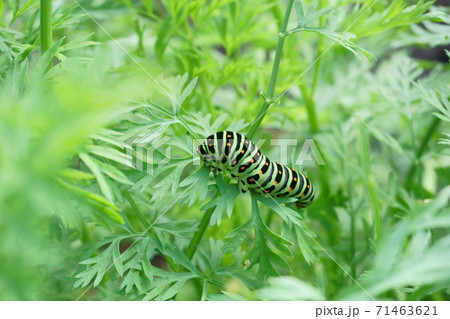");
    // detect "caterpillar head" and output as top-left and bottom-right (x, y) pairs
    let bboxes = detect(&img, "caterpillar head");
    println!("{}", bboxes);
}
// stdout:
(197, 144), (217, 164)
